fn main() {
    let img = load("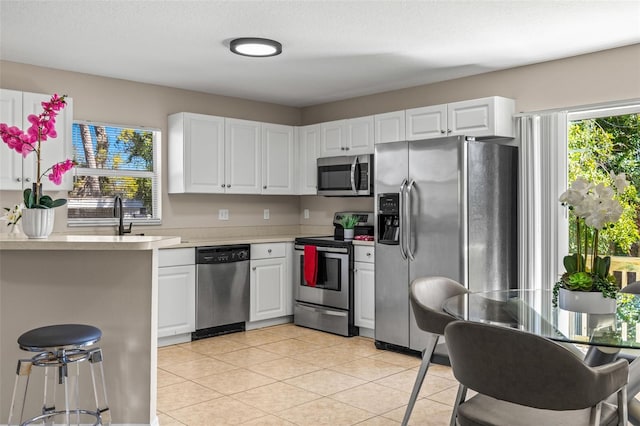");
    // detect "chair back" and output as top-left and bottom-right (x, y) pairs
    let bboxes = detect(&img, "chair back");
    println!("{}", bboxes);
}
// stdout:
(622, 281), (640, 294)
(410, 276), (468, 335)
(444, 321), (629, 411)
